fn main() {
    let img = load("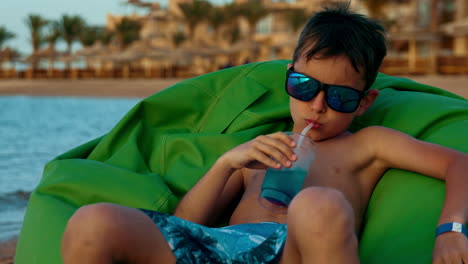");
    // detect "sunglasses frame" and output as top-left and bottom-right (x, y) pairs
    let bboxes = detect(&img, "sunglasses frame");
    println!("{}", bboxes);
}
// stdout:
(285, 67), (367, 113)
